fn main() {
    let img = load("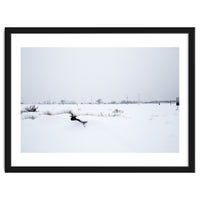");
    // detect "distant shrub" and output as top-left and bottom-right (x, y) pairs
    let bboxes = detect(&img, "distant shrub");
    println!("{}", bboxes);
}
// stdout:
(96, 99), (103, 104)
(25, 105), (39, 112)
(112, 109), (123, 114)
